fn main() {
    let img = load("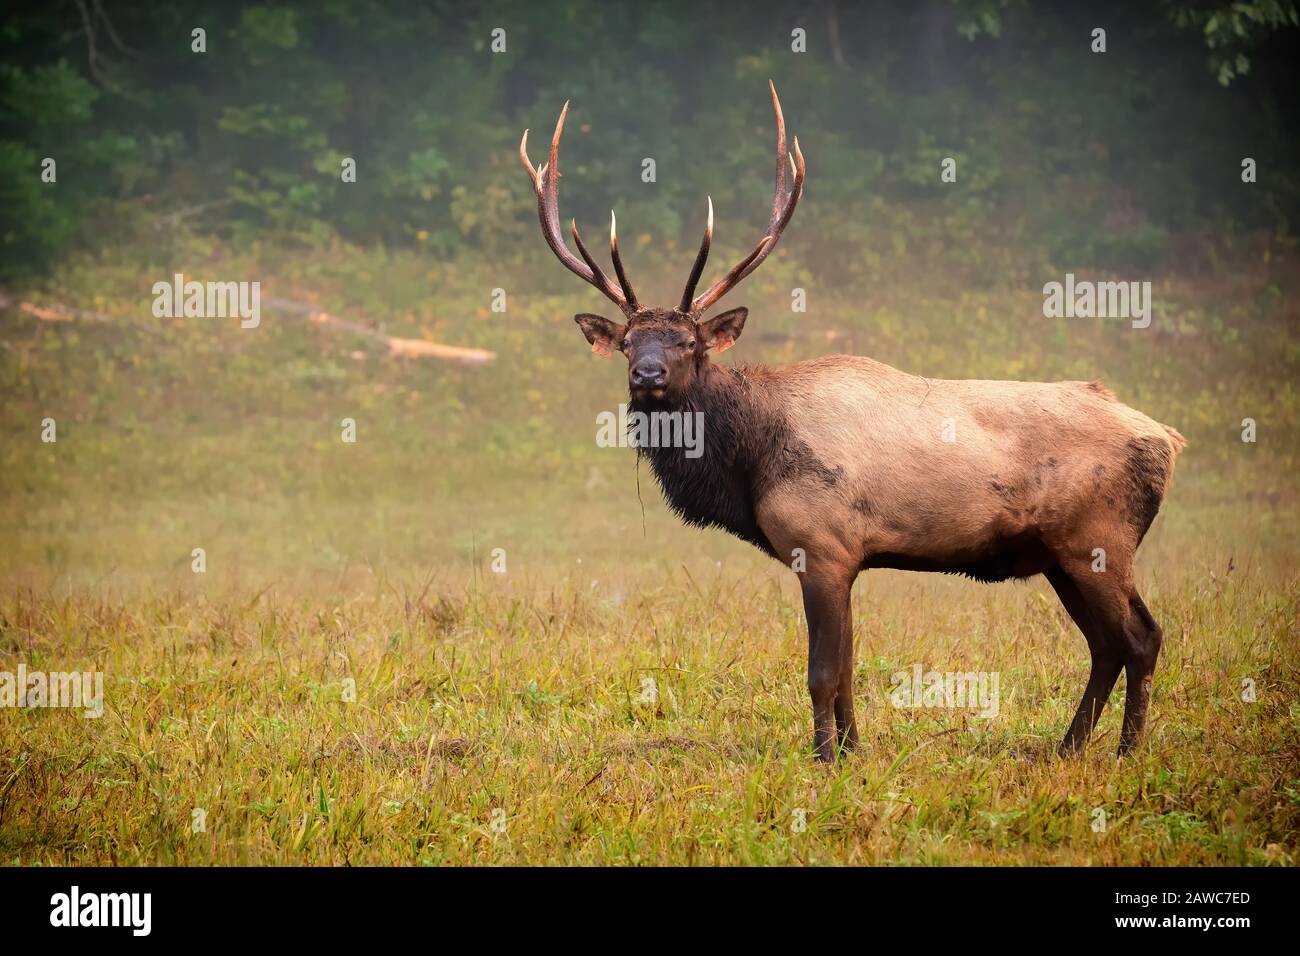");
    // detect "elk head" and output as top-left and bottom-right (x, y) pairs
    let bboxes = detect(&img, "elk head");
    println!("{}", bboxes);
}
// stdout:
(520, 81), (805, 404)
